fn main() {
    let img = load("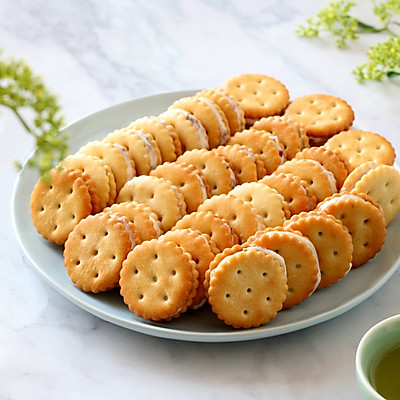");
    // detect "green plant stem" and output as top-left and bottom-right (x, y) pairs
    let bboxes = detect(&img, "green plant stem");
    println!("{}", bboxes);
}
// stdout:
(9, 106), (36, 137)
